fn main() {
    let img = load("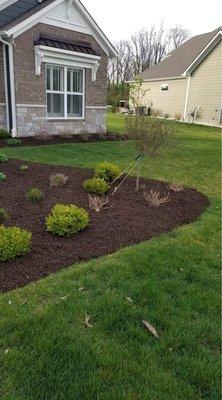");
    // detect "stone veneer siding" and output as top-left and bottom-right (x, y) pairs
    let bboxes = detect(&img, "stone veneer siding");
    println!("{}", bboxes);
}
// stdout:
(13, 23), (108, 136)
(0, 105), (7, 130)
(16, 105), (106, 136)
